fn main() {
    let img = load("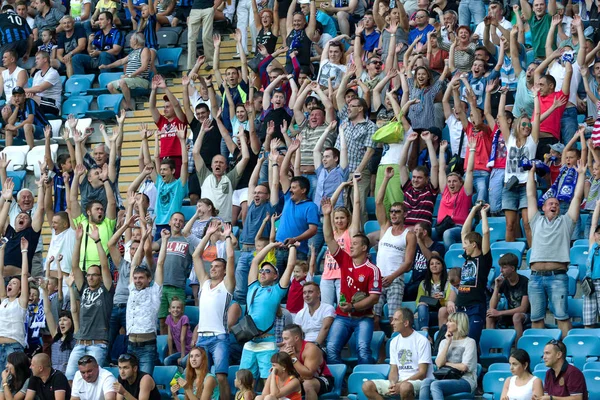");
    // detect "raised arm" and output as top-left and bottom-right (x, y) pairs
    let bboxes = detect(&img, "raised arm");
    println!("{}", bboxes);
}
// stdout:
(321, 198), (339, 254)
(223, 224), (236, 293)
(463, 137), (476, 196)
(375, 167), (393, 230)
(520, 0), (532, 20)
(89, 225), (112, 290)
(248, 242), (281, 285)
(313, 120), (338, 170)
(31, 175), (46, 232)
(399, 131), (418, 186)
(17, 238), (29, 308)
(72, 224), (84, 291)
(569, 141), (588, 223)
(438, 140), (449, 193)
